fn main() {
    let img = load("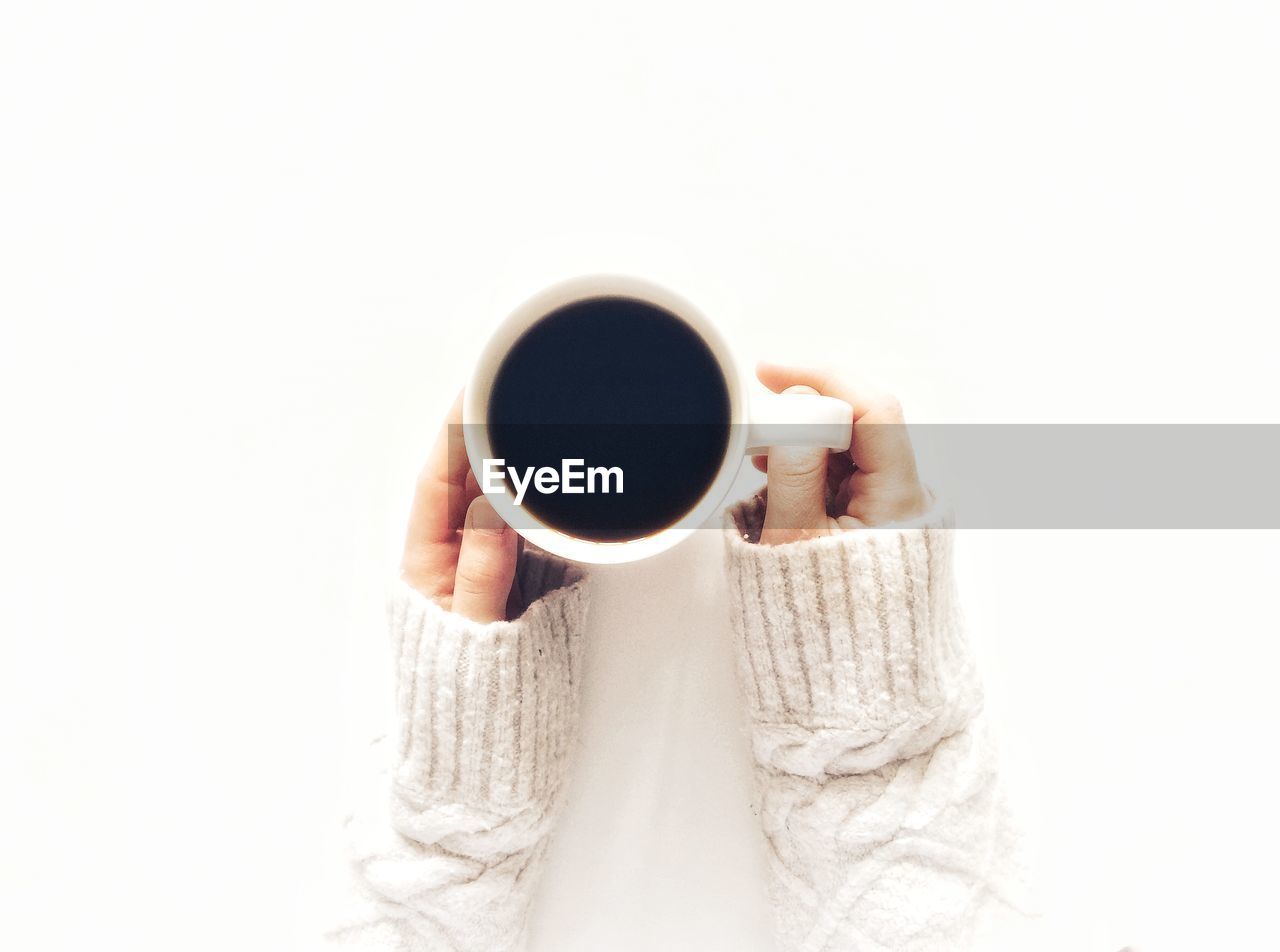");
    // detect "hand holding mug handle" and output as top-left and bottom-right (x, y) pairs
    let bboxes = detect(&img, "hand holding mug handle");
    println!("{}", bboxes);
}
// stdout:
(749, 362), (931, 545)
(745, 386), (853, 455)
